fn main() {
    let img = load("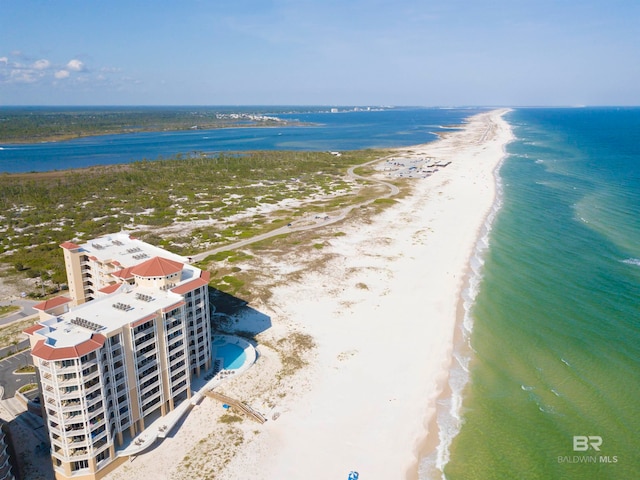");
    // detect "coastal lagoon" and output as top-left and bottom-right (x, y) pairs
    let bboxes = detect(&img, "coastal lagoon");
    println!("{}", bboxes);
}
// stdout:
(0, 107), (478, 173)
